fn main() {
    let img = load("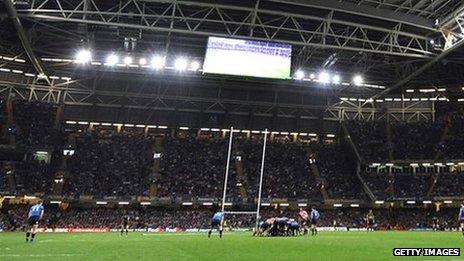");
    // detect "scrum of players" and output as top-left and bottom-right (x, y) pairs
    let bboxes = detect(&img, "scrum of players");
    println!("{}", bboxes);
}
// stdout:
(253, 207), (320, 237)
